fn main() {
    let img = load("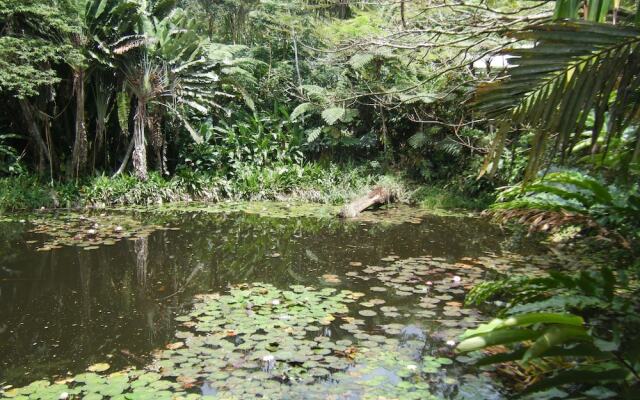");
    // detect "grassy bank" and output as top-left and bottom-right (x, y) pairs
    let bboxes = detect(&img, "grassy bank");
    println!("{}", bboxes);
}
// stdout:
(0, 163), (490, 214)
